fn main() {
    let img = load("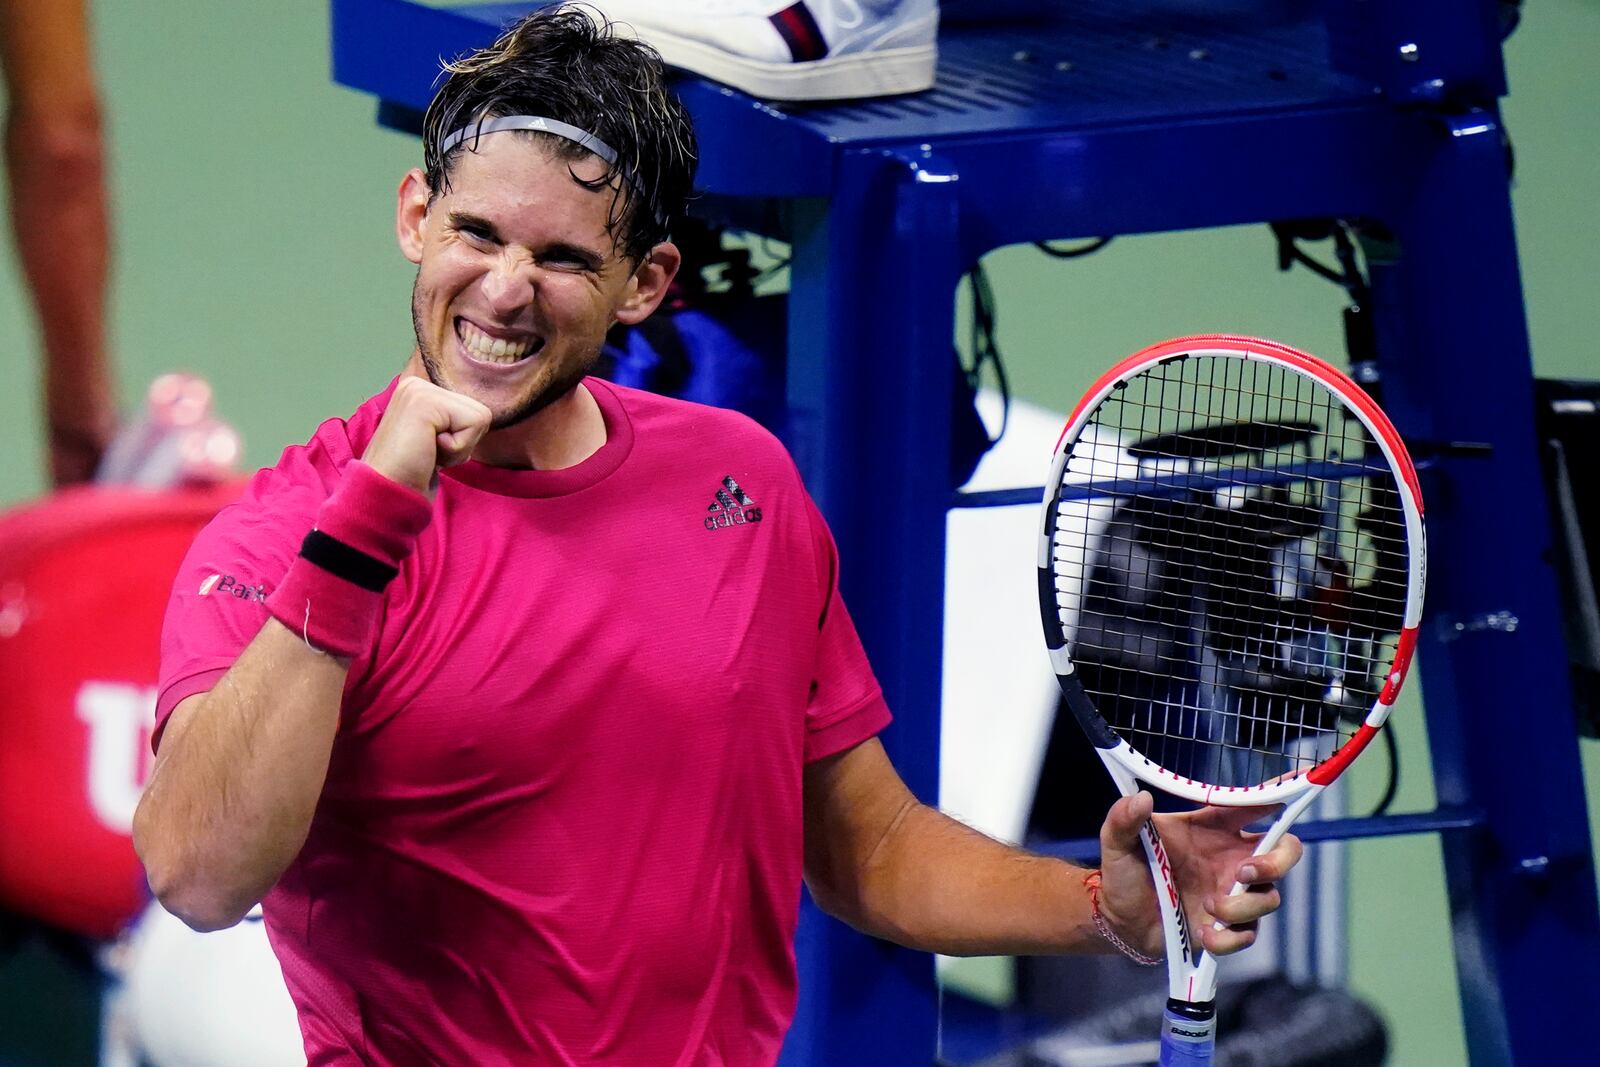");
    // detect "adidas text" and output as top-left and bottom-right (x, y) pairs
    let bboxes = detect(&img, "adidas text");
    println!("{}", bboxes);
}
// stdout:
(706, 506), (763, 531)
